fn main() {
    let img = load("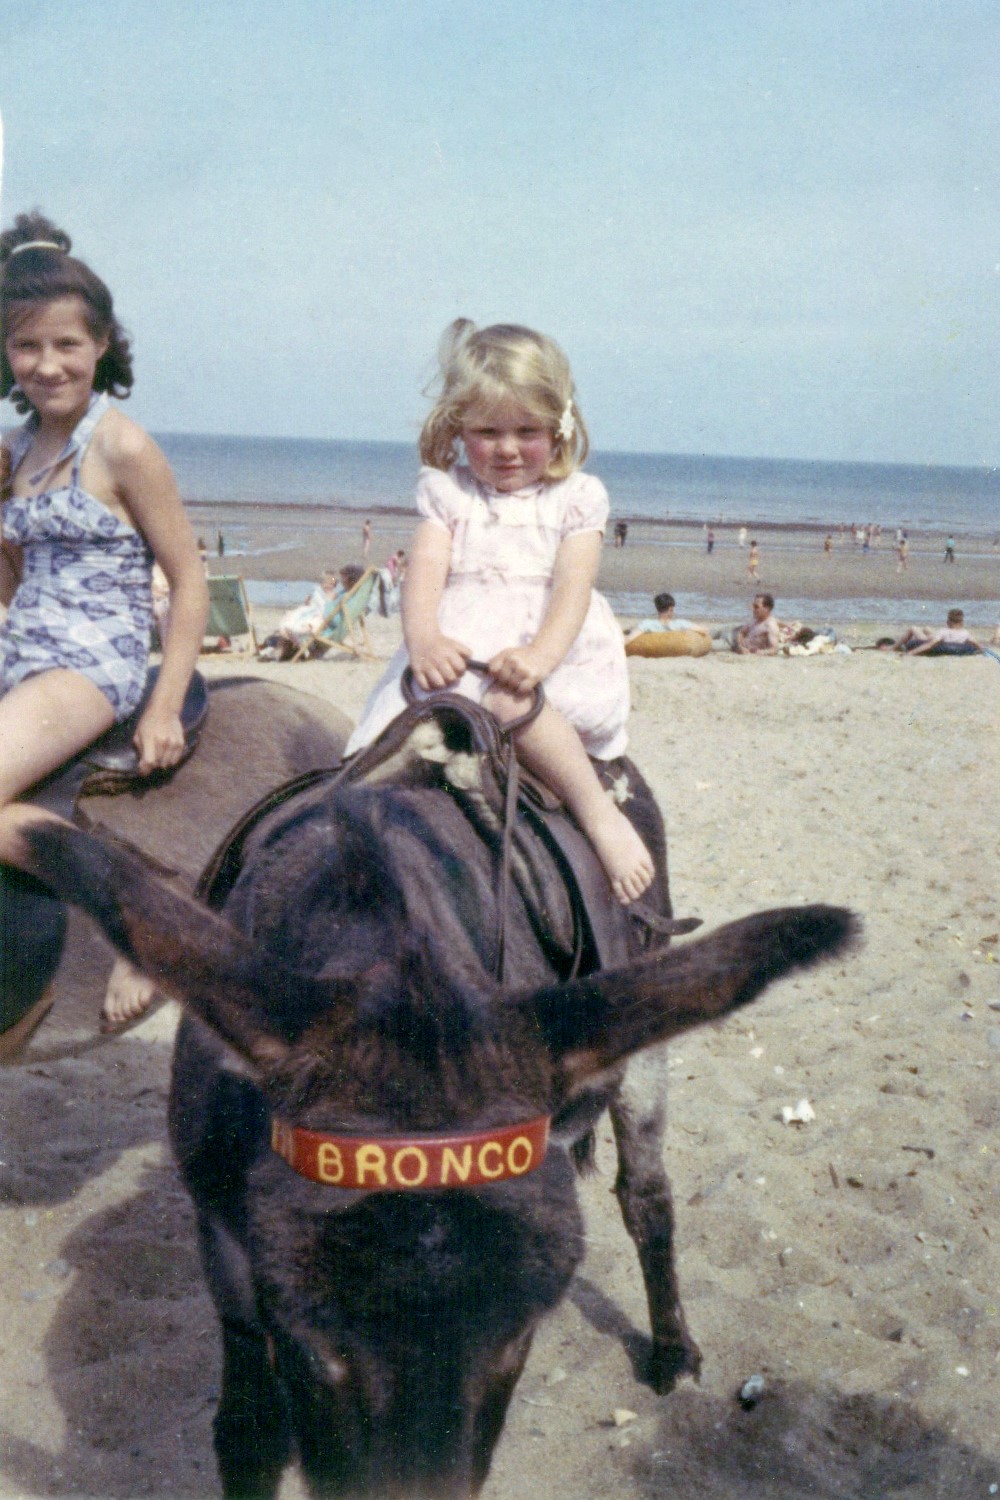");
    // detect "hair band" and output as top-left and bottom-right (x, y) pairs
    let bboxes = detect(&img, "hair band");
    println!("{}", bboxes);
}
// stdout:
(8, 240), (64, 257)
(556, 400), (575, 443)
